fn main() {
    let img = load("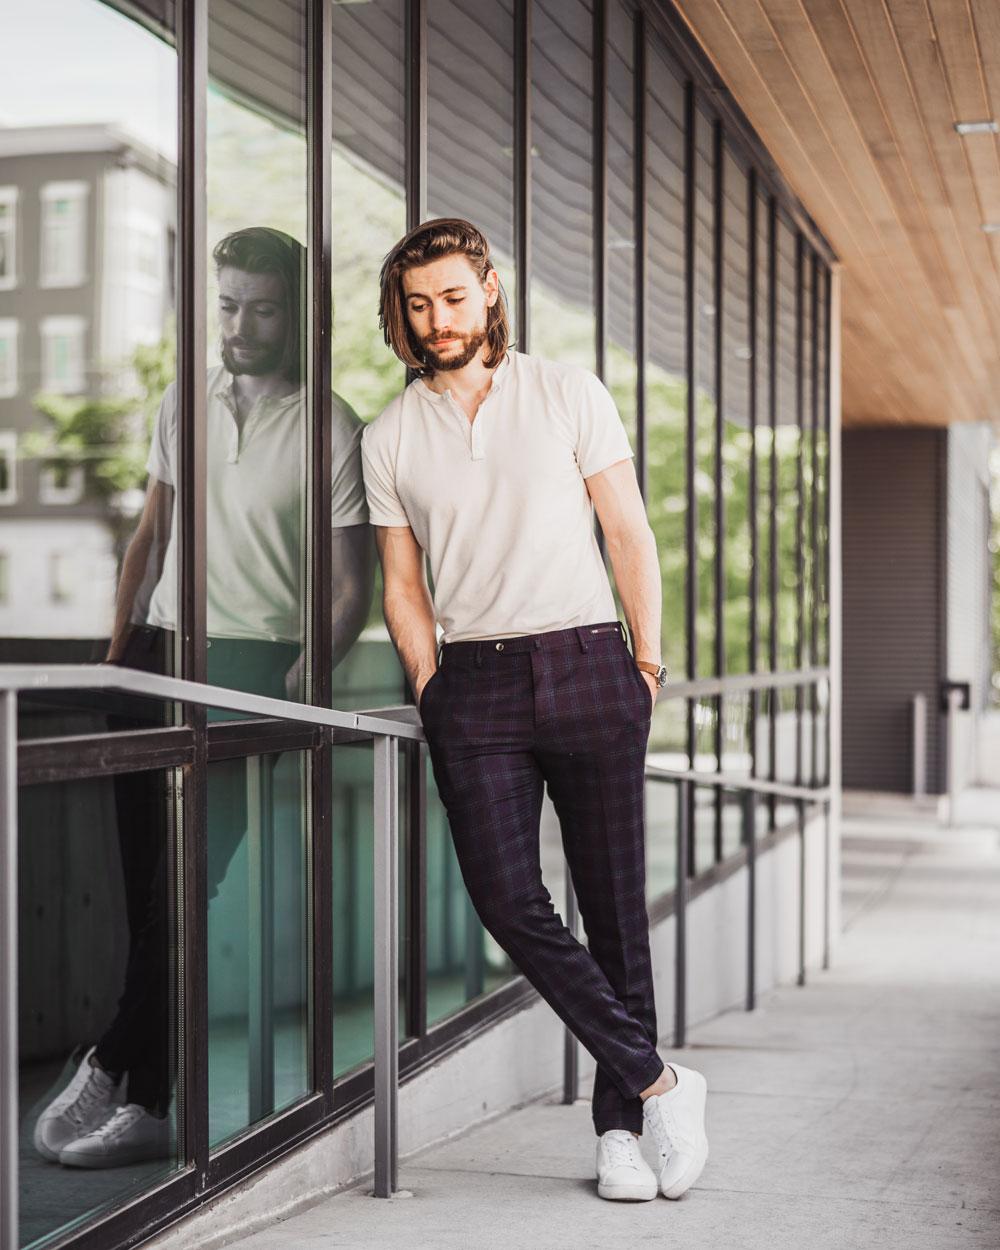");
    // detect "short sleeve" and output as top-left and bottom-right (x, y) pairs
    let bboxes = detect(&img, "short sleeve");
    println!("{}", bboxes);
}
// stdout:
(330, 393), (370, 527)
(145, 382), (177, 485)
(574, 370), (634, 479)
(361, 416), (411, 528)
